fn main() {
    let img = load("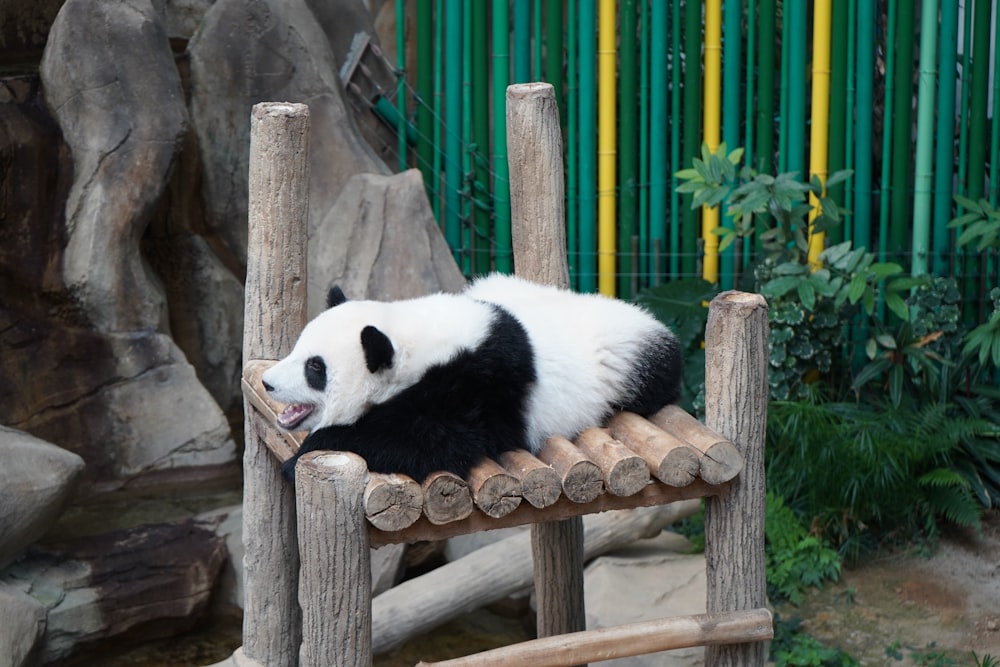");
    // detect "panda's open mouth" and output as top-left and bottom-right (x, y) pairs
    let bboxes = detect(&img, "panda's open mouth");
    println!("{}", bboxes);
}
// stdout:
(277, 403), (314, 431)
